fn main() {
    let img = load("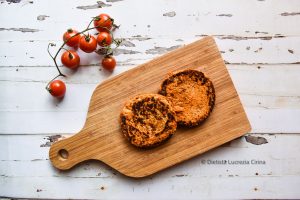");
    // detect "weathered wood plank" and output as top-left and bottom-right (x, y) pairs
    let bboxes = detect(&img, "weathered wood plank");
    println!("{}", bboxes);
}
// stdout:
(1, 64), (299, 134)
(1, 176), (299, 199)
(0, 36), (299, 66)
(0, 0), (300, 41)
(0, 134), (299, 199)
(1, 134), (300, 176)
(2, 64), (300, 95)
(1, 109), (299, 134)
